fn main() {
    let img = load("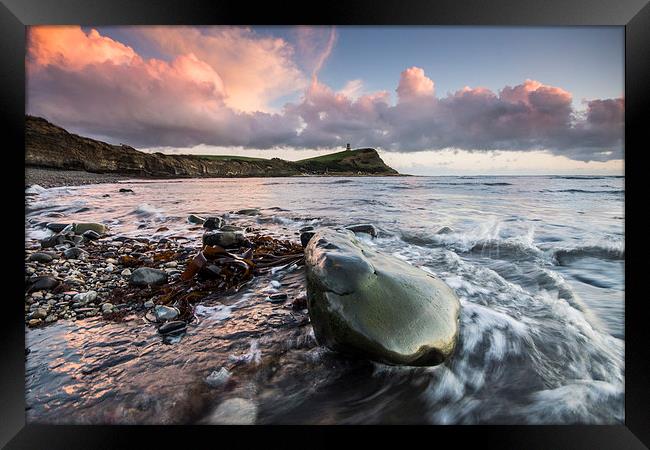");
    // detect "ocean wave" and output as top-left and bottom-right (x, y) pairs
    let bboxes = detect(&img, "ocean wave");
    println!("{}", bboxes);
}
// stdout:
(429, 182), (513, 186)
(414, 252), (623, 424)
(541, 189), (624, 194)
(553, 245), (624, 265)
